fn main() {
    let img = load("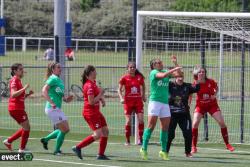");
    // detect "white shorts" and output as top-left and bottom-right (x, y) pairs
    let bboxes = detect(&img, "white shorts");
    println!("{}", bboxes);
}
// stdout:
(148, 101), (171, 118)
(45, 108), (67, 125)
